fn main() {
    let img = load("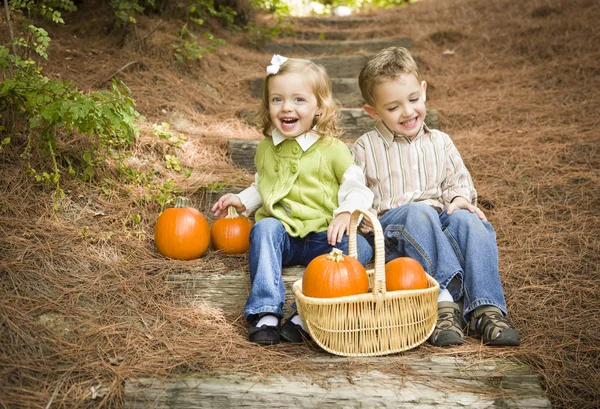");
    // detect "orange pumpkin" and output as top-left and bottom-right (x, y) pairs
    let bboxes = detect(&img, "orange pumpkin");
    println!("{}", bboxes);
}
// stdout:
(302, 248), (369, 298)
(385, 257), (428, 291)
(154, 197), (210, 260)
(210, 206), (254, 254)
